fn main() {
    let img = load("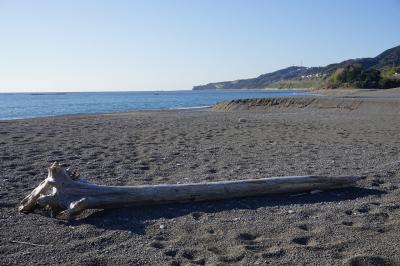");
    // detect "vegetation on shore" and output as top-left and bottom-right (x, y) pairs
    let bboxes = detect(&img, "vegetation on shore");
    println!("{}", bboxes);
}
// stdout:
(324, 64), (400, 89)
(268, 77), (324, 89)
